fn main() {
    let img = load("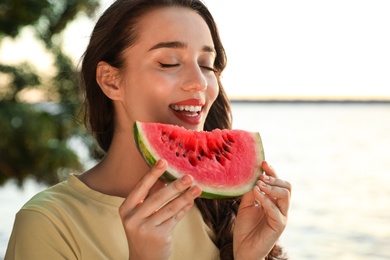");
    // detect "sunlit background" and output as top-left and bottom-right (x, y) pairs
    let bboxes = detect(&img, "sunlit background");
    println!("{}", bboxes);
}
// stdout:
(1, 1), (390, 259)
(1, 0), (389, 100)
